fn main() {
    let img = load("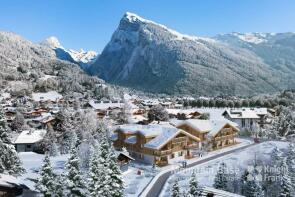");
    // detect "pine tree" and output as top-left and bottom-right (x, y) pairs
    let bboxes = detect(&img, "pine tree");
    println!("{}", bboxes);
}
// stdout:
(271, 147), (283, 166)
(213, 162), (229, 191)
(108, 145), (124, 197)
(0, 107), (10, 143)
(96, 132), (124, 197)
(172, 179), (181, 197)
(0, 108), (24, 175)
(49, 141), (60, 157)
(65, 146), (86, 197)
(54, 173), (65, 197)
(36, 154), (55, 197)
(188, 172), (202, 197)
(243, 169), (264, 197)
(280, 158), (292, 197)
(286, 142), (295, 189)
(88, 145), (106, 197)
